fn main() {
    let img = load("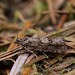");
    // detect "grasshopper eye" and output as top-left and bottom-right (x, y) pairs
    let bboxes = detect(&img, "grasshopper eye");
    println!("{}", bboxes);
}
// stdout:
(15, 39), (21, 44)
(23, 37), (29, 41)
